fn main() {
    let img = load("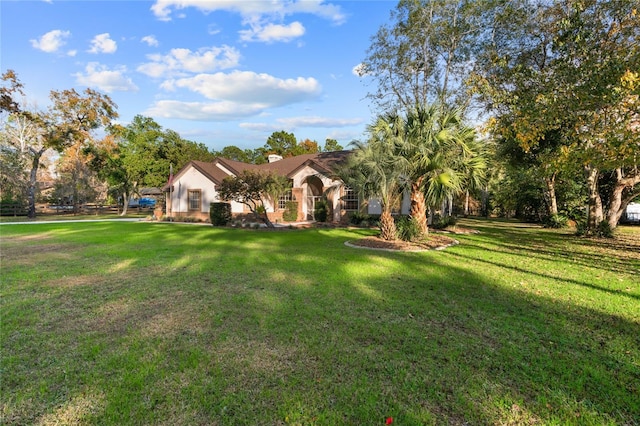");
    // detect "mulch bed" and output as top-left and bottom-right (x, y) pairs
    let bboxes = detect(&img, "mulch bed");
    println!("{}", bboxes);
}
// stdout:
(347, 233), (459, 252)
